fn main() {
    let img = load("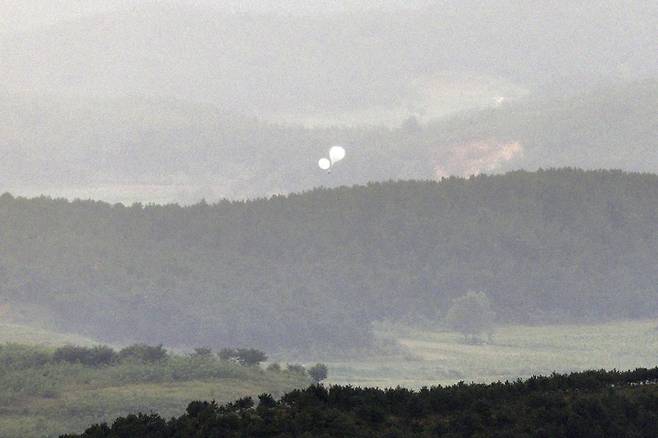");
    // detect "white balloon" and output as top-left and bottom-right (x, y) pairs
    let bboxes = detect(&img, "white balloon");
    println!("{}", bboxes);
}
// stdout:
(329, 146), (346, 164)
(318, 158), (331, 170)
